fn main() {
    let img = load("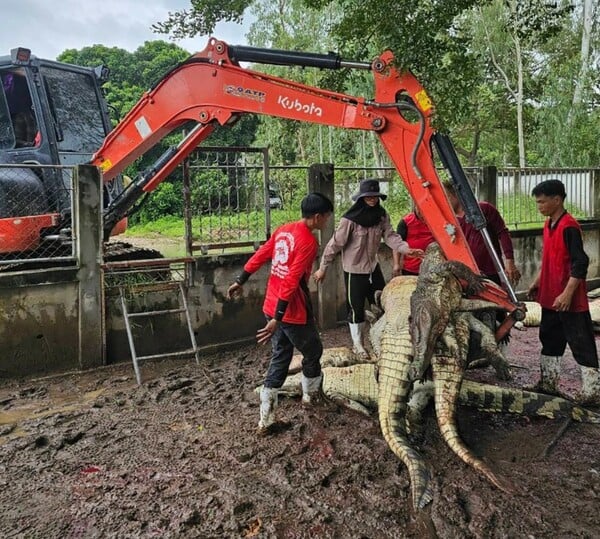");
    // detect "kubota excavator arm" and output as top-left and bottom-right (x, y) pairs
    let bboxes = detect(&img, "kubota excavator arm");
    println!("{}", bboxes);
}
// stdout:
(91, 37), (524, 332)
